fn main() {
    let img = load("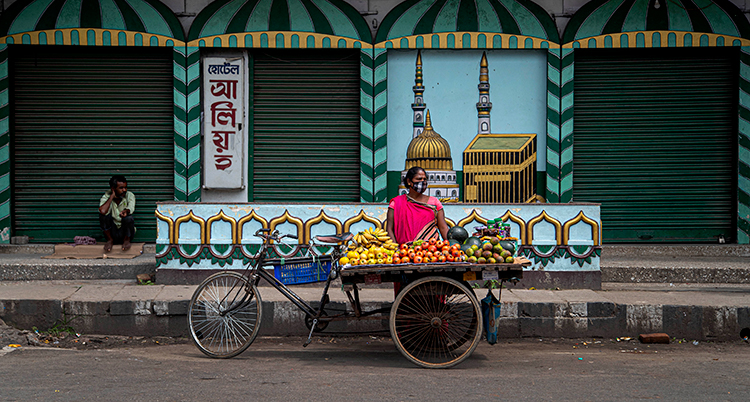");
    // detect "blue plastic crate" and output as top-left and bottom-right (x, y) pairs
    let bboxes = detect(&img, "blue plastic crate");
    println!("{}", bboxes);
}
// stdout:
(271, 255), (333, 285)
